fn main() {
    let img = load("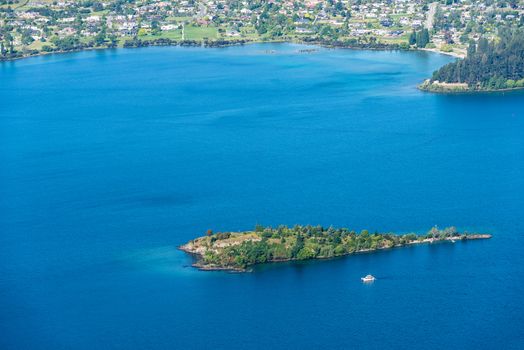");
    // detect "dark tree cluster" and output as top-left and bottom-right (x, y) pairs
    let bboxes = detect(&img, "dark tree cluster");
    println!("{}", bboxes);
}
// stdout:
(409, 29), (430, 48)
